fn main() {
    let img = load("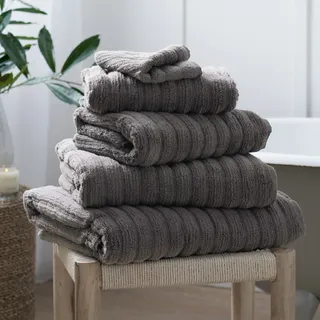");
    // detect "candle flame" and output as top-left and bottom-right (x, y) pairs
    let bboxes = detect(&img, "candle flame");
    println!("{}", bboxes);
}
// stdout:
(5, 168), (8, 173)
